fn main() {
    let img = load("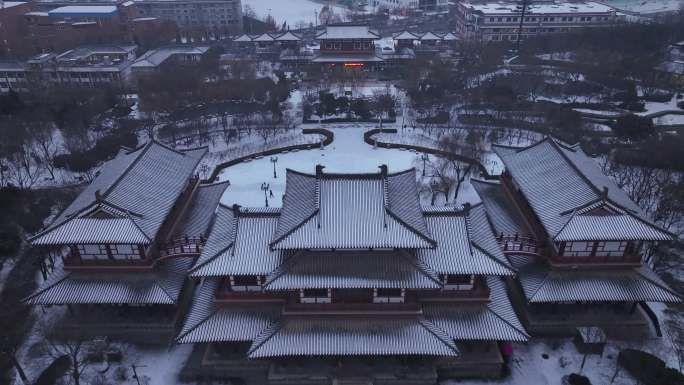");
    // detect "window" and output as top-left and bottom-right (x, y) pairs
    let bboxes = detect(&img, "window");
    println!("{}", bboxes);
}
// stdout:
(443, 274), (475, 290)
(77, 244), (109, 260)
(595, 241), (628, 257)
(373, 288), (405, 303)
(230, 275), (261, 292)
(563, 241), (593, 257)
(110, 244), (141, 260)
(300, 288), (331, 303)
